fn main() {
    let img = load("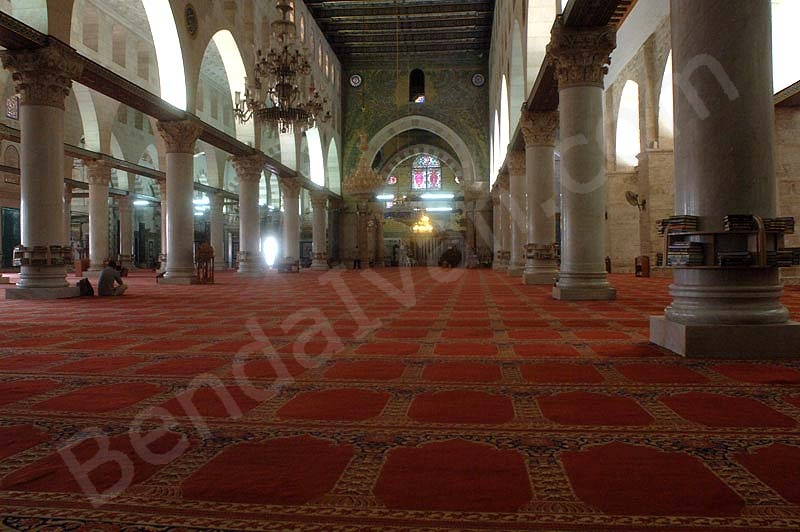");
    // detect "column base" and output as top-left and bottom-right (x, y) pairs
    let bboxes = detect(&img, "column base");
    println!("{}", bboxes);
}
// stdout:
(553, 285), (617, 301)
(118, 255), (135, 270)
(310, 259), (330, 270)
(158, 276), (200, 285)
(650, 316), (800, 358)
(507, 264), (524, 277)
(5, 286), (80, 300)
(523, 270), (558, 285)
